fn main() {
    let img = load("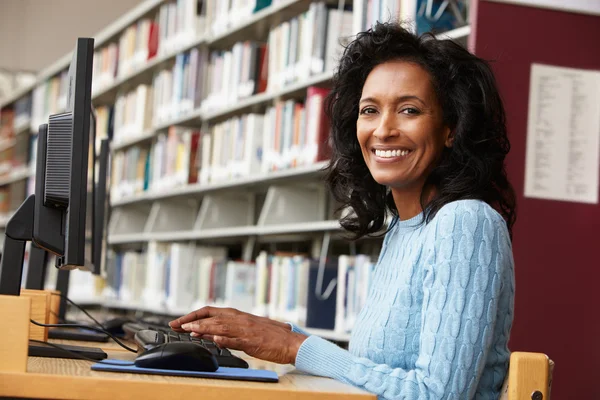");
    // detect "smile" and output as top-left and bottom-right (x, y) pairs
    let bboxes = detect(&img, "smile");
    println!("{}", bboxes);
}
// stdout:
(372, 149), (412, 159)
